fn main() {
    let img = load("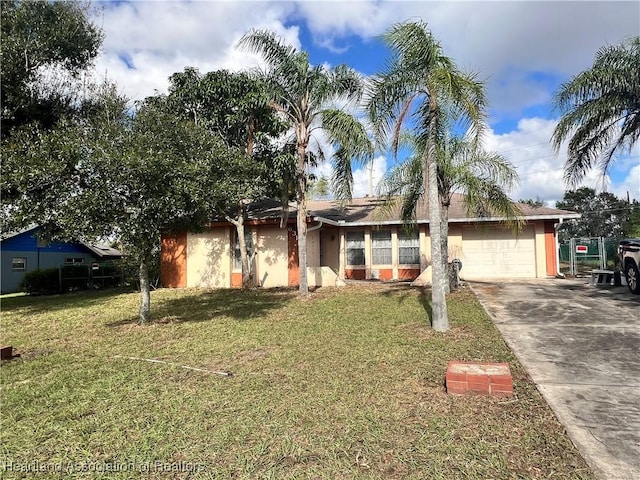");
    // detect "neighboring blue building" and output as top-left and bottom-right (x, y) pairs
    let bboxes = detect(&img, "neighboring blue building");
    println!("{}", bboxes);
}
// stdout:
(0, 227), (122, 293)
